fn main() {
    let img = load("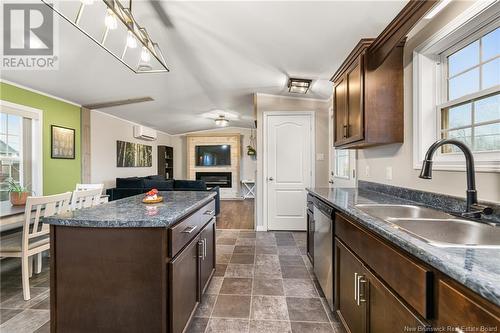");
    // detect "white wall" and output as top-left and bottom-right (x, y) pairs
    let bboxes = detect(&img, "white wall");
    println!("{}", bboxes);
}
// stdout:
(254, 93), (331, 230)
(357, 1), (500, 203)
(90, 111), (174, 188)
